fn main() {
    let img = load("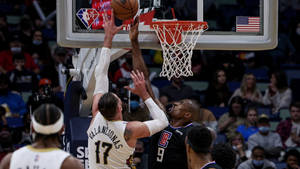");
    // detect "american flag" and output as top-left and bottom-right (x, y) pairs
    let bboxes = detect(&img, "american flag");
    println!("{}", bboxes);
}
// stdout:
(236, 16), (260, 32)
